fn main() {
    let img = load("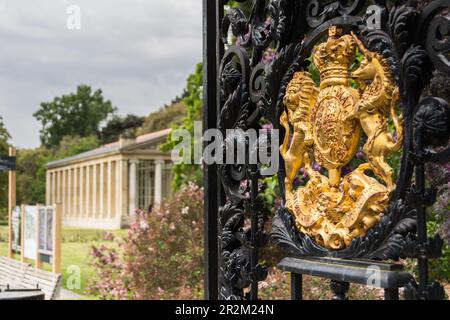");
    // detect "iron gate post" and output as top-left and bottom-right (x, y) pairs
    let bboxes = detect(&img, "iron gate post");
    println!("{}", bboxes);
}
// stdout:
(202, 0), (225, 300)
